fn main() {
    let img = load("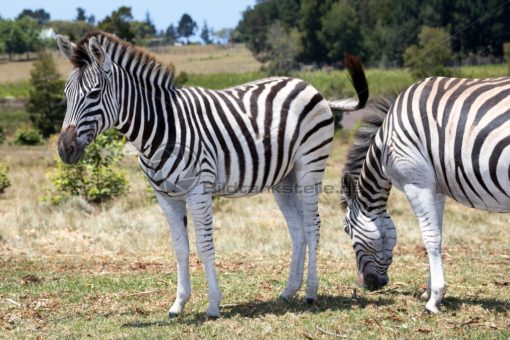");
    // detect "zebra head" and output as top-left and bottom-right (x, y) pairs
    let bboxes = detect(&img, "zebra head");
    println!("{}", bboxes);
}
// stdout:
(340, 172), (397, 291)
(56, 34), (117, 164)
